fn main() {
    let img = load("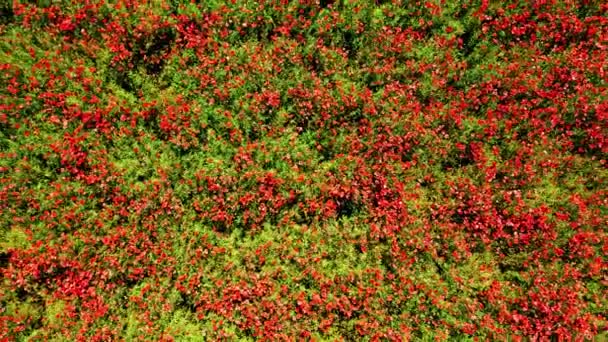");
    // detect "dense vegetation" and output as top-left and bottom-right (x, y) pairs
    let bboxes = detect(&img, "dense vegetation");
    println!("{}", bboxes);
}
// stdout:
(1, 0), (607, 340)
